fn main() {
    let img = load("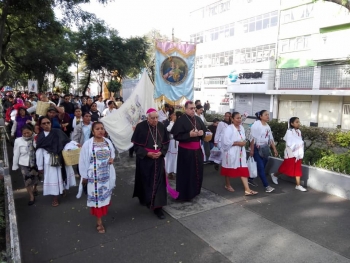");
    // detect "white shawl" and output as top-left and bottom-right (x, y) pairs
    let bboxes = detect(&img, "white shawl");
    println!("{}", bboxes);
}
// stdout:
(76, 137), (116, 199)
(283, 129), (304, 160)
(221, 125), (248, 169)
(250, 120), (274, 146)
(214, 121), (229, 146)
